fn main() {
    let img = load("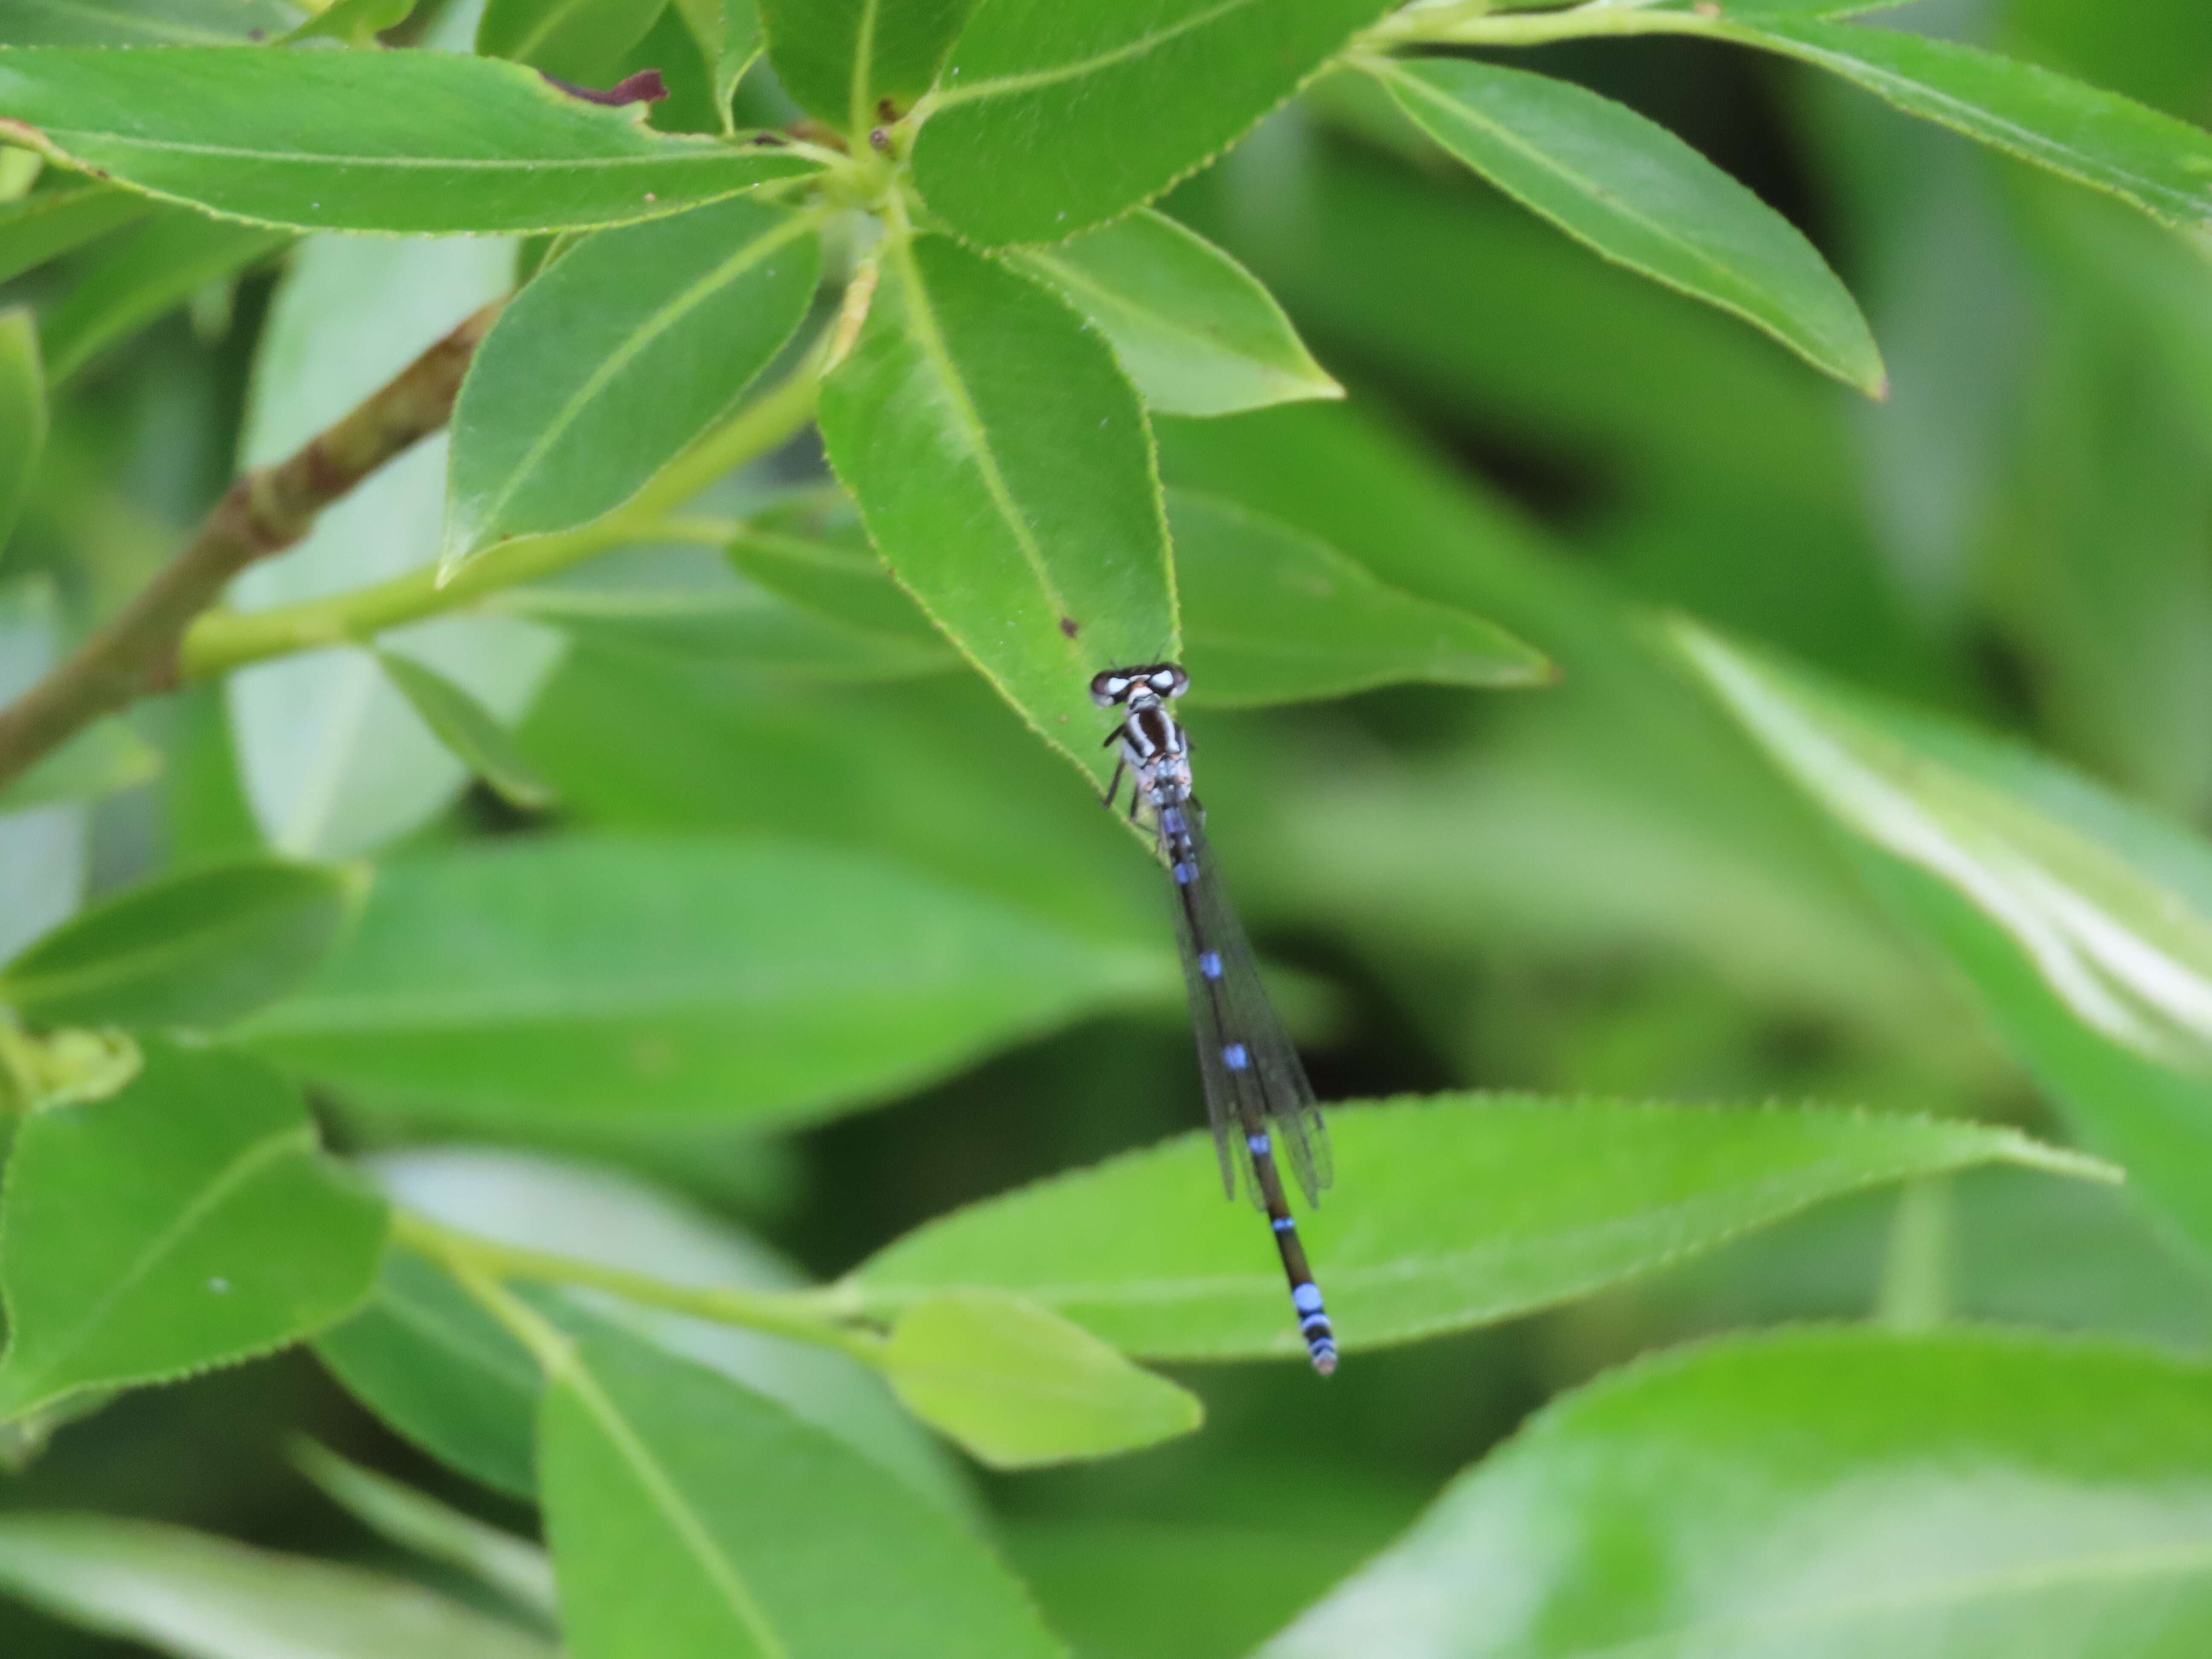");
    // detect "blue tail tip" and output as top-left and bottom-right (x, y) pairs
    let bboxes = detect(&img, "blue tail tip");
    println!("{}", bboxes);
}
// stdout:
(1310, 1341), (1339, 1377)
